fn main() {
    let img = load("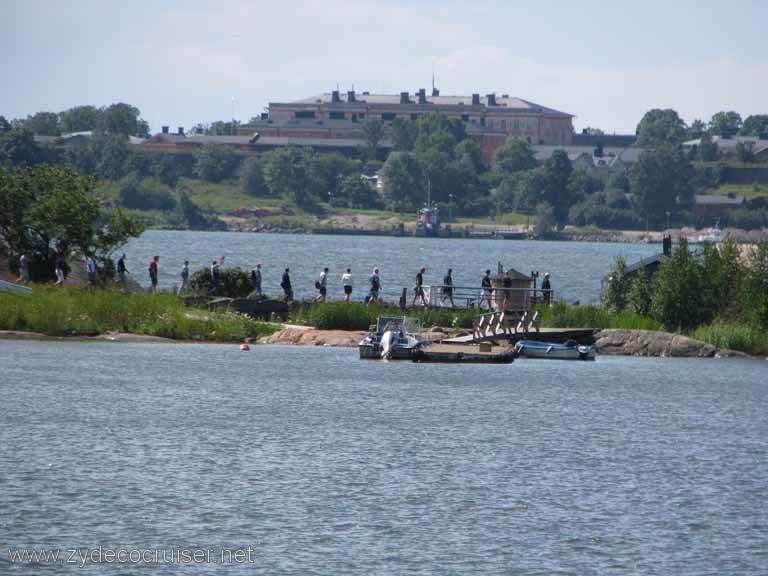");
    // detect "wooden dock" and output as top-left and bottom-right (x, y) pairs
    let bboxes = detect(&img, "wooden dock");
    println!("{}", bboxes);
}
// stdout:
(413, 342), (516, 364)
(443, 327), (595, 345)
